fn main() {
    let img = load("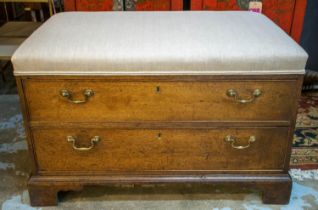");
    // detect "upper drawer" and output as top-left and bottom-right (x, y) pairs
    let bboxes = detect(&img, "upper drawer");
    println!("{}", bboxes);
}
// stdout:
(23, 79), (297, 122)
